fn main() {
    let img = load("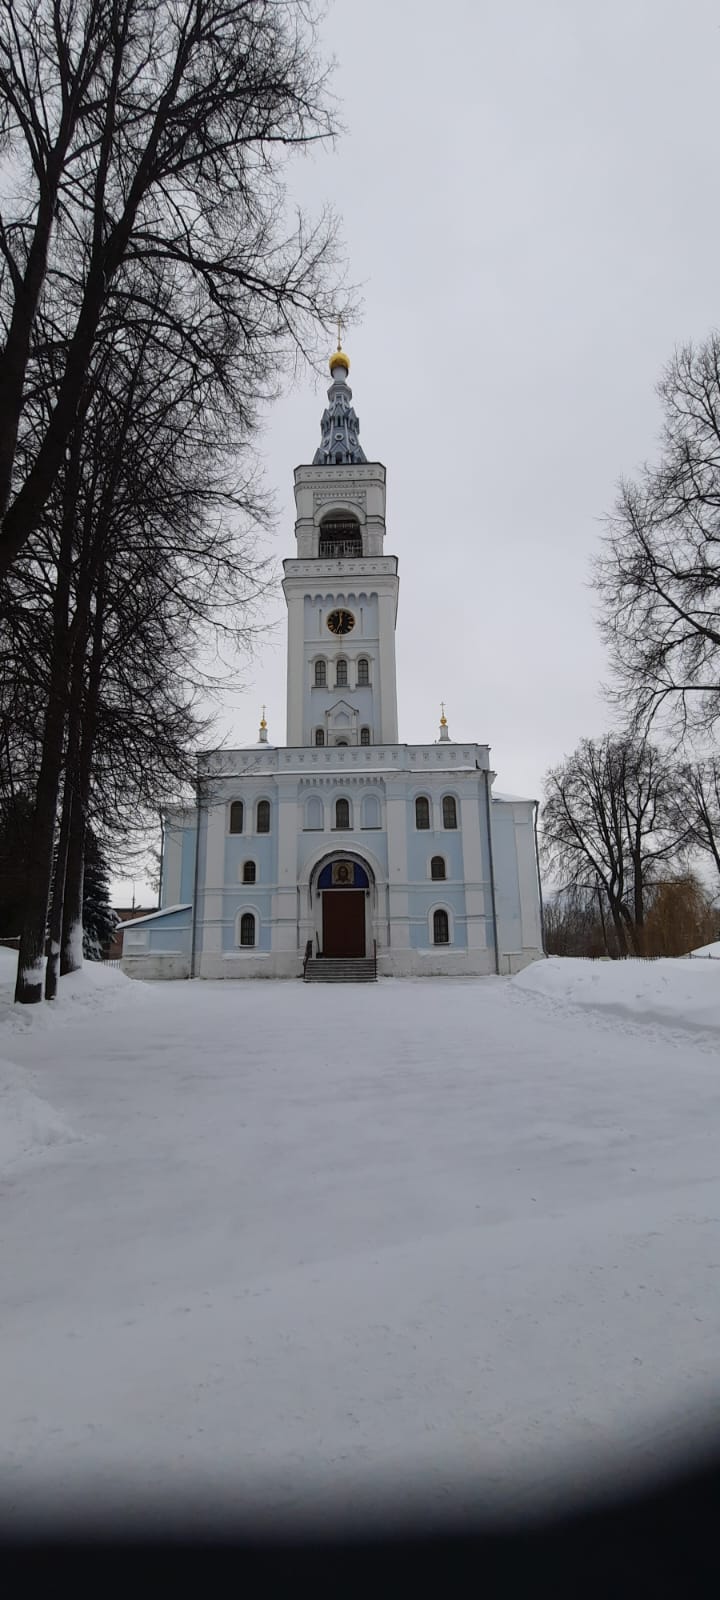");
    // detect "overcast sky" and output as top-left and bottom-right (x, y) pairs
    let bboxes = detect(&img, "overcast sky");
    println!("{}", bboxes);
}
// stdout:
(119, 0), (720, 899)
